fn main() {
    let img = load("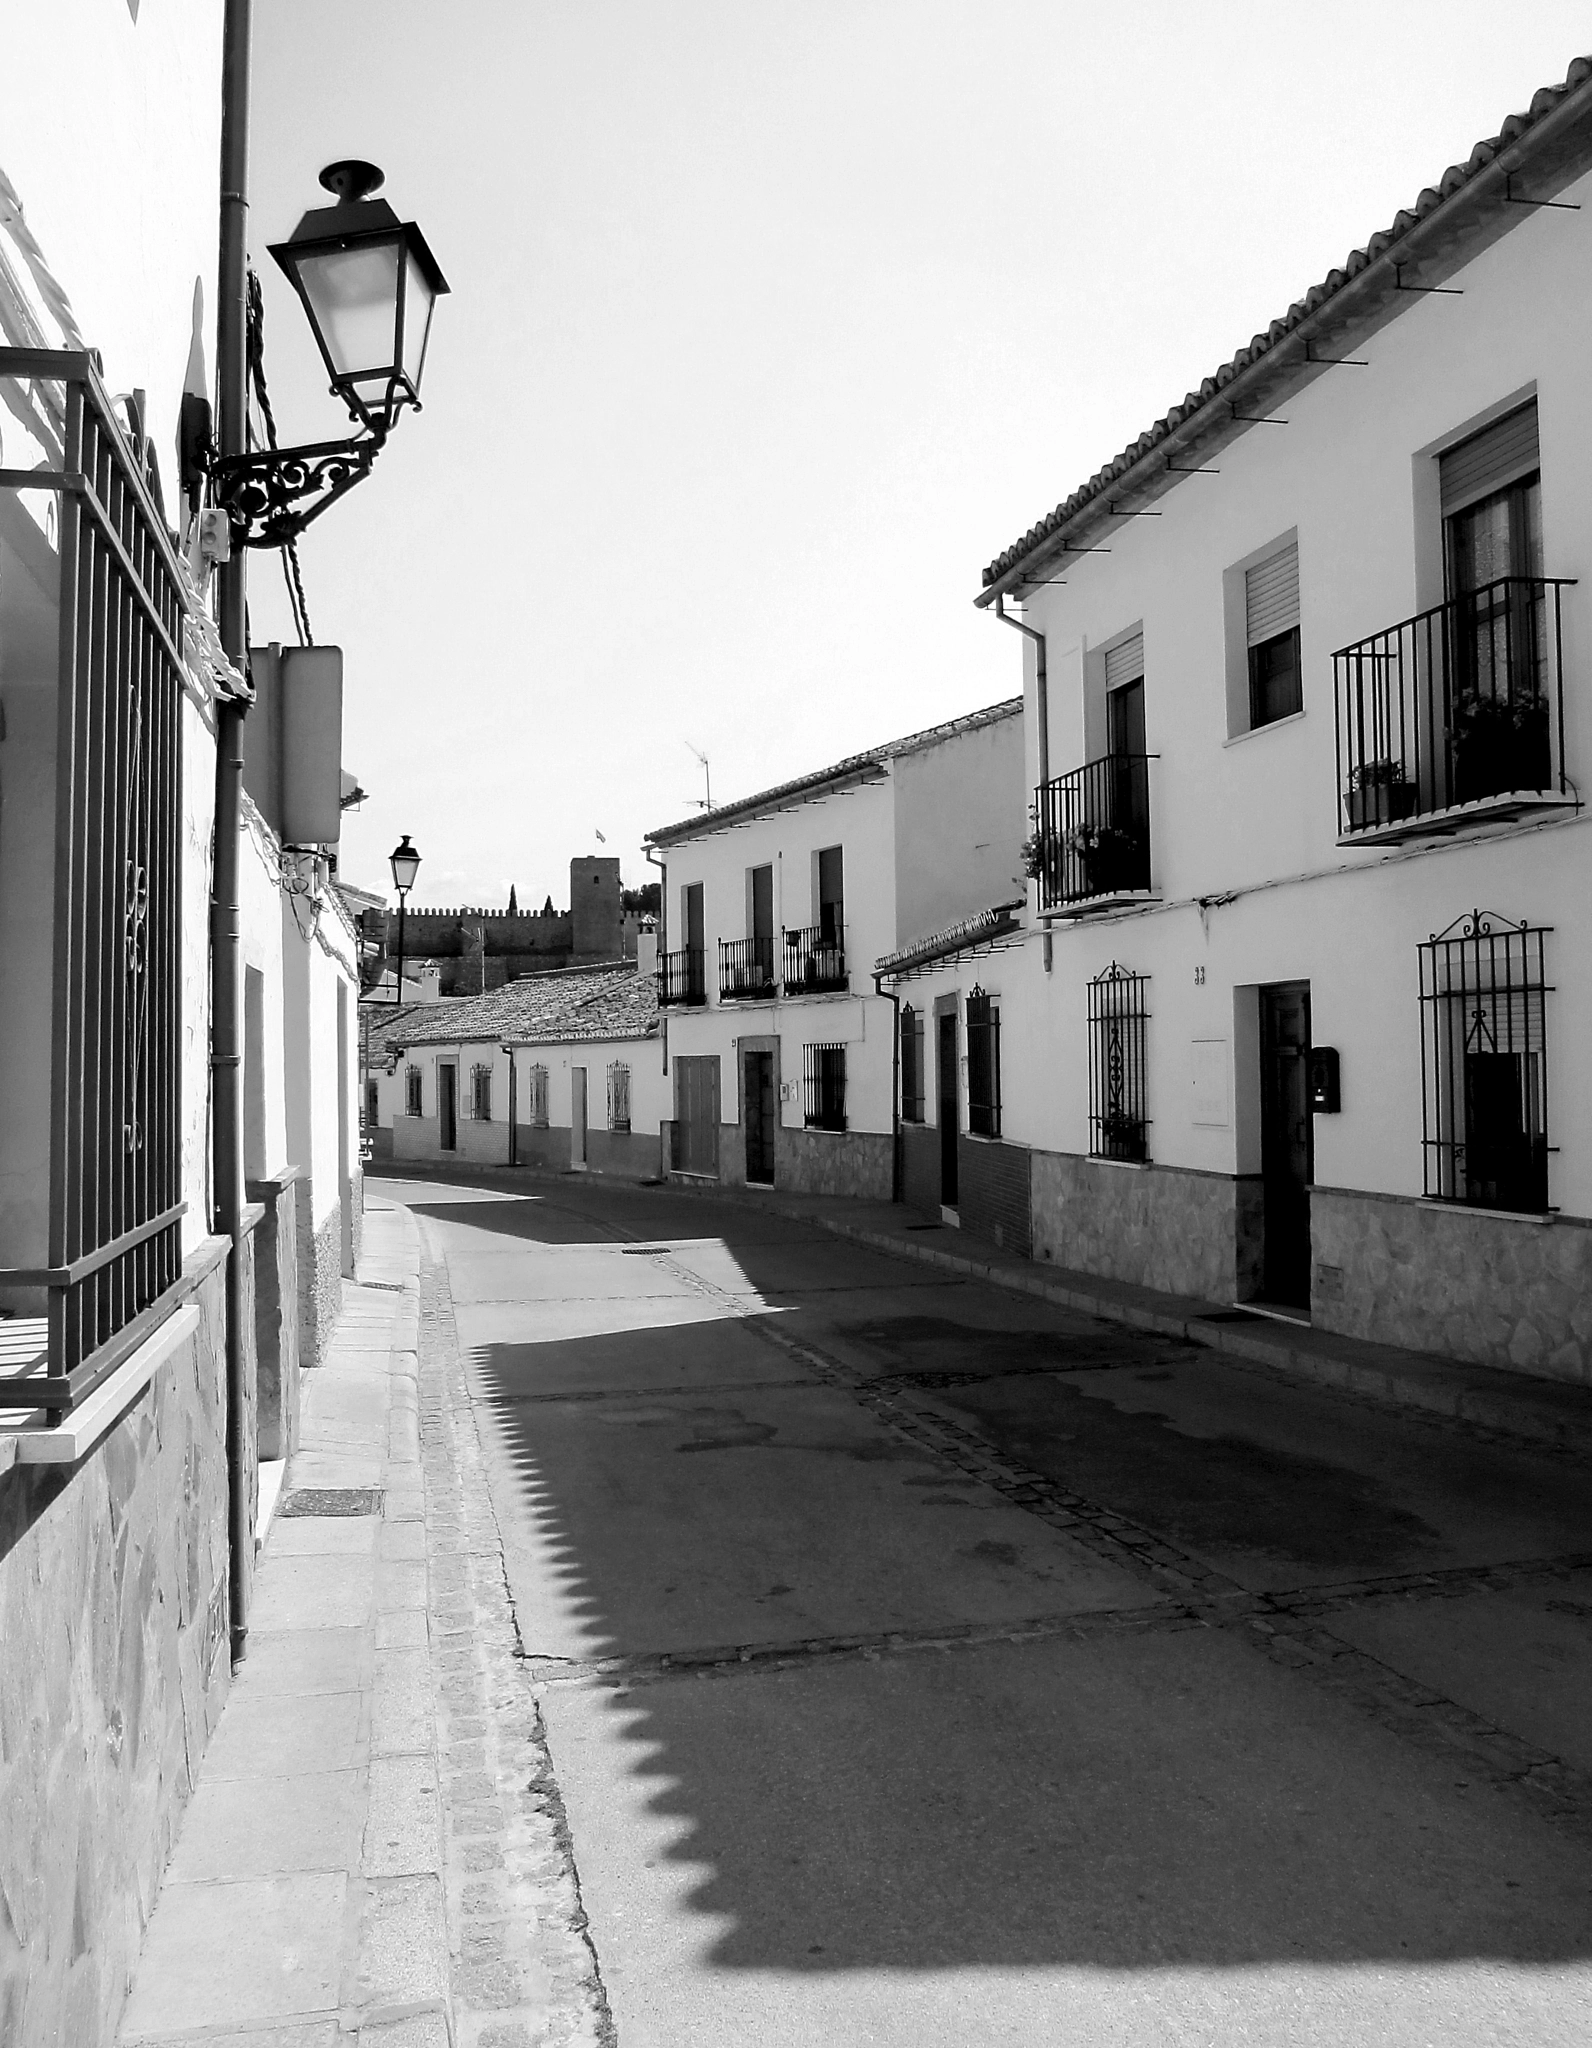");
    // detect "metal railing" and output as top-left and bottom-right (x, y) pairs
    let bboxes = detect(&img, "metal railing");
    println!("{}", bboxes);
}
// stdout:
(1334, 577), (1573, 838)
(783, 925), (847, 995)
(0, 349), (187, 1414)
(657, 947), (707, 1006)
(1033, 753), (1152, 912)
(718, 936), (777, 1001)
